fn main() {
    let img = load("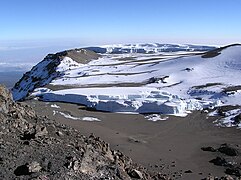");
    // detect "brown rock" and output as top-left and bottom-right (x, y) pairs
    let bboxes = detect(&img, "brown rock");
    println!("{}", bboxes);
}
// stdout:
(28, 161), (42, 173)
(223, 175), (234, 180)
(36, 126), (48, 137)
(0, 85), (12, 113)
(129, 169), (143, 179)
(218, 144), (238, 156)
